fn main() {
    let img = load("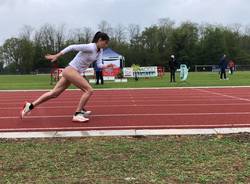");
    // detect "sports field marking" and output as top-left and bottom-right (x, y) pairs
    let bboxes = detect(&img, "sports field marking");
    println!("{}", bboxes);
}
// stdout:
(0, 95), (240, 100)
(0, 124), (250, 132)
(2, 111), (250, 120)
(0, 98), (241, 105)
(0, 128), (250, 139)
(1, 87), (250, 138)
(1, 85), (250, 92)
(1, 102), (250, 110)
(196, 88), (250, 102)
(0, 97), (226, 103)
